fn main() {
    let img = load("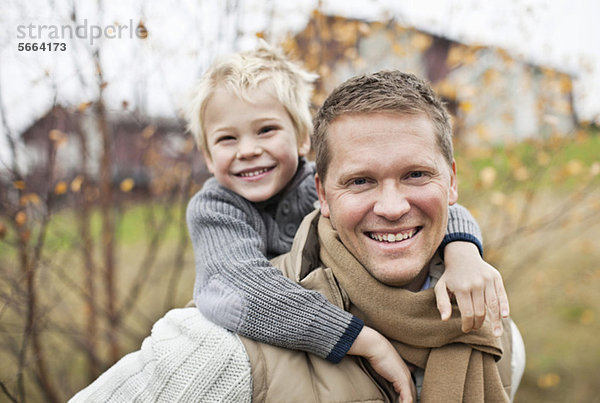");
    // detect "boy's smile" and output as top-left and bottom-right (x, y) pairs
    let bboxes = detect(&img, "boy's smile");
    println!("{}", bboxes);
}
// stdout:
(203, 84), (310, 202)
